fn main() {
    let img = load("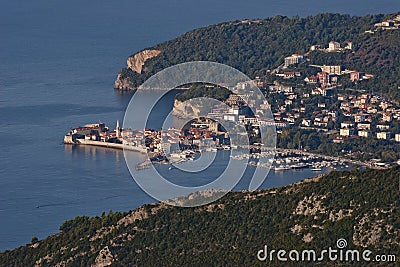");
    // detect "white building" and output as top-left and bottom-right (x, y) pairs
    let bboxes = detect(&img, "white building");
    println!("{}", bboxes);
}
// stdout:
(377, 124), (390, 131)
(344, 42), (353, 50)
(301, 119), (312, 127)
(223, 114), (237, 122)
(341, 121), (354, 129)
(228, 107), (240, 115)
(340, 128), (353, 136)
(377, 132), (391, 140)
(395, 134), (400, 142)
(328, 41), (340, 52)
(382, 112), (393, 122)
(354, 114), (367, 123)
(321, 65), (342, 75)
(357, 123), (371, 130)
(284, 54), (305, 67)
(243, 116), (258, 124)
(358, 130), (370, 138)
